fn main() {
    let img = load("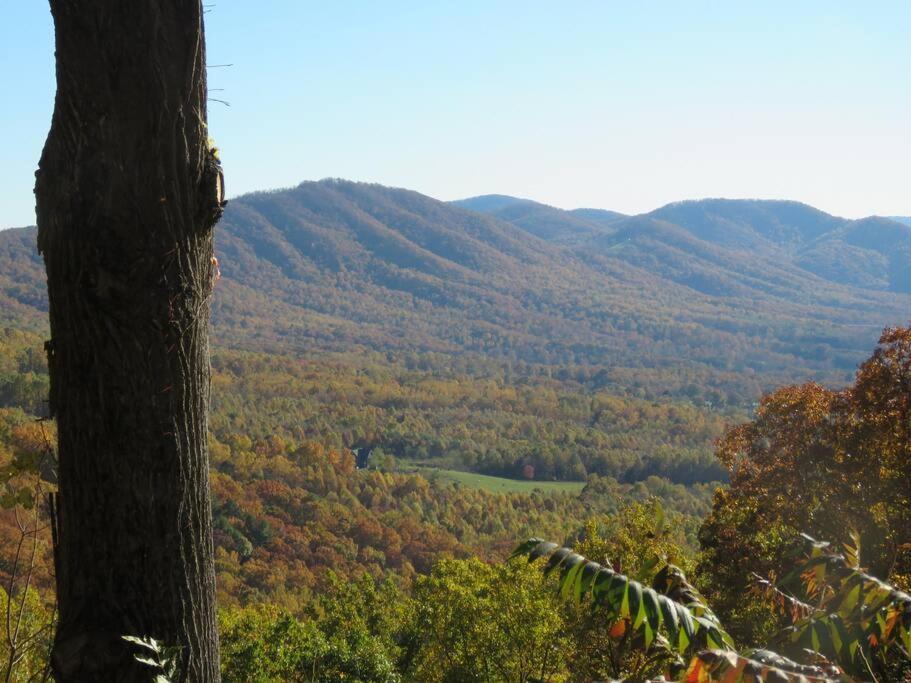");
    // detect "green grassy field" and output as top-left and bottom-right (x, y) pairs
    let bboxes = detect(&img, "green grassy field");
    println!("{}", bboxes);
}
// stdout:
(415, 466), (586, 494)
